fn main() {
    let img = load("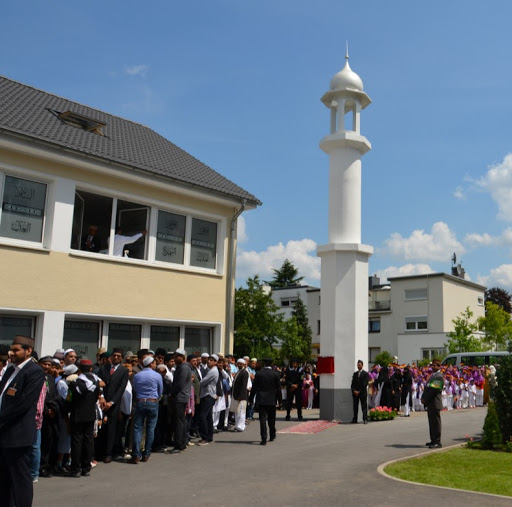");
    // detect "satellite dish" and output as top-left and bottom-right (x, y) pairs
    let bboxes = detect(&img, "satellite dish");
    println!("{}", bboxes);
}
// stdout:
(452, 253), (457, 265)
